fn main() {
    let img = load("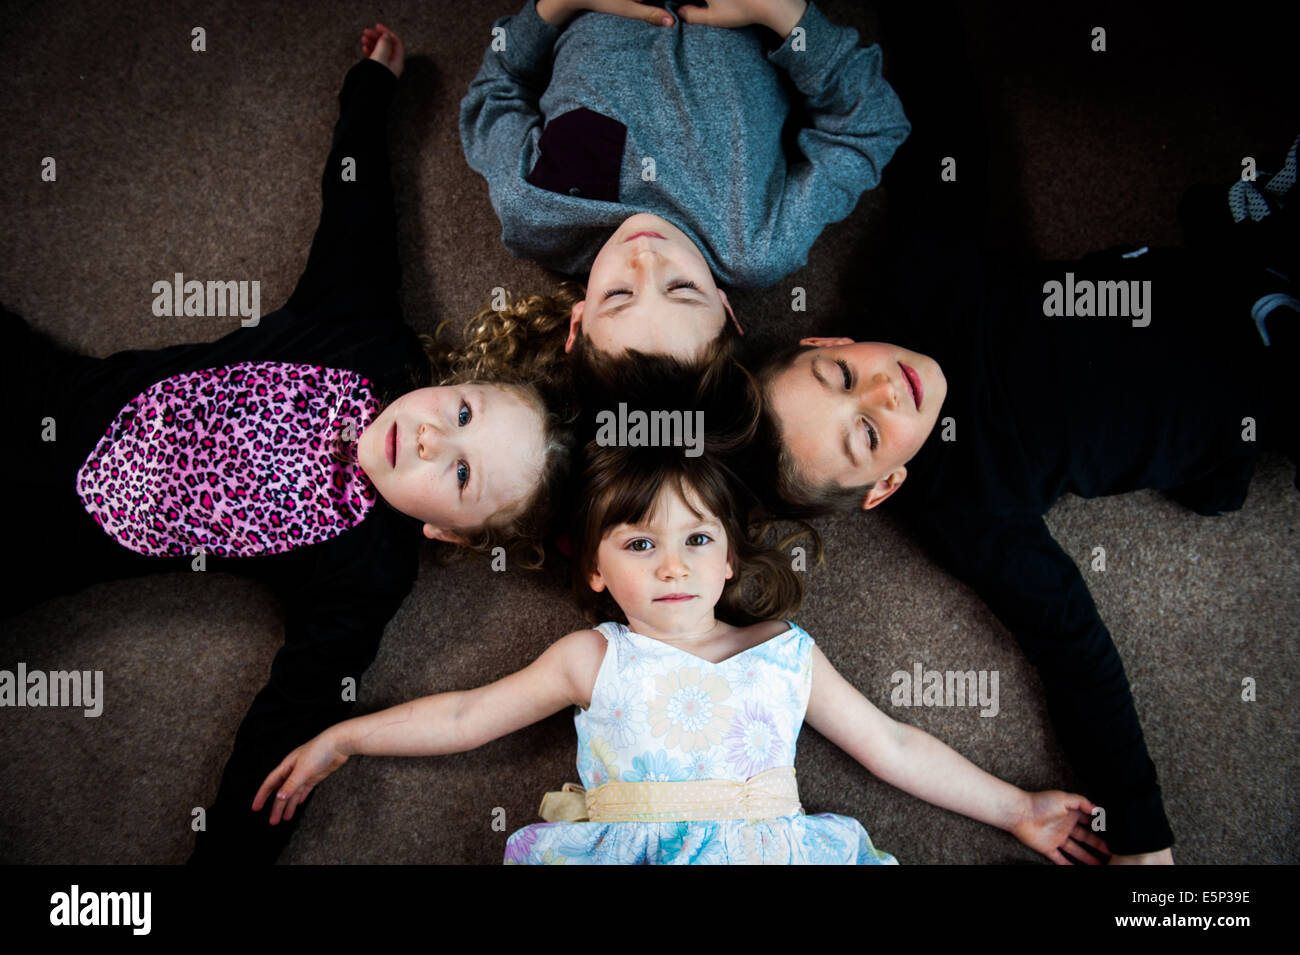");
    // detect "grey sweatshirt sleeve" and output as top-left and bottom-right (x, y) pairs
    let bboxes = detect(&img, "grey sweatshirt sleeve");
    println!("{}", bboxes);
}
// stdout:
(458, 0), (557, 161)
(458, 1), (624, 275)
(758, 2), (911, 280)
